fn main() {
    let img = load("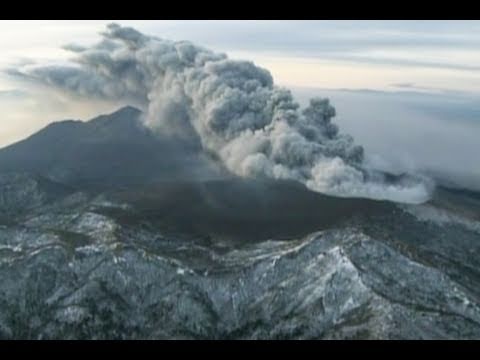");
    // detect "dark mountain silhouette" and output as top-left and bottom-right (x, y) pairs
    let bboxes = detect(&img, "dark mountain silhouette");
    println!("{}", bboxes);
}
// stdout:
(1, 107), (480, 339)
(0, 106), (393, 240)
(0, 106), (223, 190)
